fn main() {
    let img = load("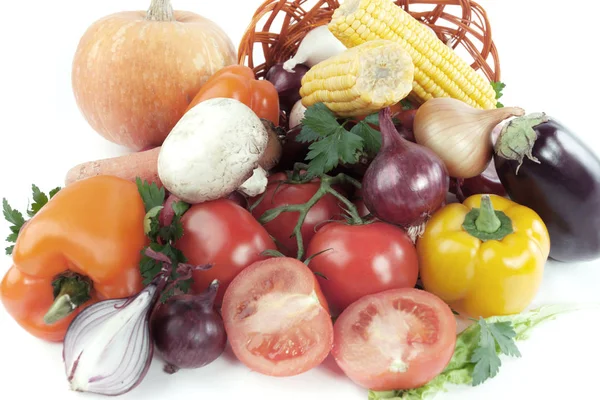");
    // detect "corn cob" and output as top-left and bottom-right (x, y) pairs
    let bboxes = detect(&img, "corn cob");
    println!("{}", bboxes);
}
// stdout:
(299, 39), (414, 117)
(328, 0), (498, 109)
